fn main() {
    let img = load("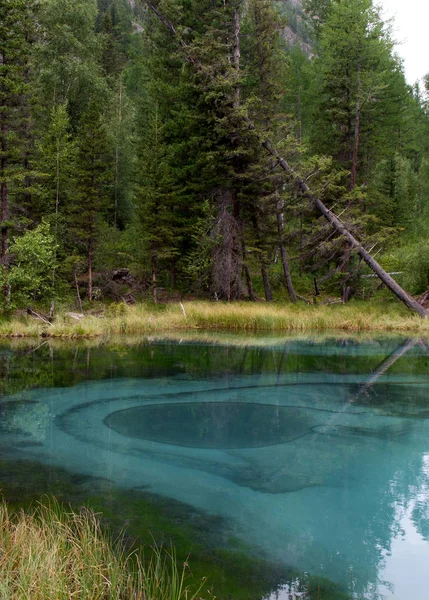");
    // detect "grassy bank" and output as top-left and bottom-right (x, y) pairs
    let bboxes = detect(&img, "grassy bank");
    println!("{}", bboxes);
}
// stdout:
(0, 300), (428, 338)
(0, 498), (204, 600)
(0, 488), (351, 600)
